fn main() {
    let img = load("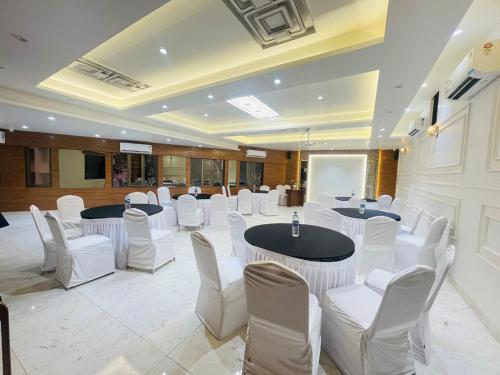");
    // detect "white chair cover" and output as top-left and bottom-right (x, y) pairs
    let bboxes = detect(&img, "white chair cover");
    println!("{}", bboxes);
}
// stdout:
(177, 194), (204, 229)
(348, 197), (363, 208)
(318, 192), (335, 209)
(127, 192), (148, 204)
(377, 195), (393, 211)
(243, 261), (321, 375)
(147, 191), (159, 205)
(390, 197), (402, 215)
(157, 187), (172, 205)
(221, 185), (228, 197)
(123, 208), (175, 271)
(276, 185), (288, 206)
(238, 189), (253, 215)
(30, 205), (58, 271)
(190, 232), (247, 339)
(209, 194), (229, 230)
(365, 246), (455, 366)
(224, 185), (238, 210)
(315, 209), (343, 232)
(260, 189), (279, 216)
(322, 266), (435, 375)
(188, 186), (201, 194)
(157, 187), (177, 227)
(303, 201), (322, 225)
(228, 211), (248, 266)
(45, 211), (114, 289)
(259, 185), (270, 192)
(401, 207), (423, 234)
(56, 195), (84, 238)
(227, 185), (233, 197)
(284, 185), (291, 190)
